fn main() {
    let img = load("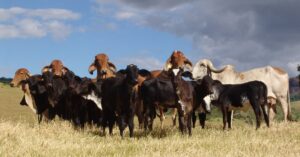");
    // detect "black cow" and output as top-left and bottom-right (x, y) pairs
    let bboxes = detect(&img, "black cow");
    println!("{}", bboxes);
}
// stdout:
(101, 64), (145, 137)
(210, 80), (269, 130)
(42, 70), (102, 128)
(27, 75), (56, 123)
